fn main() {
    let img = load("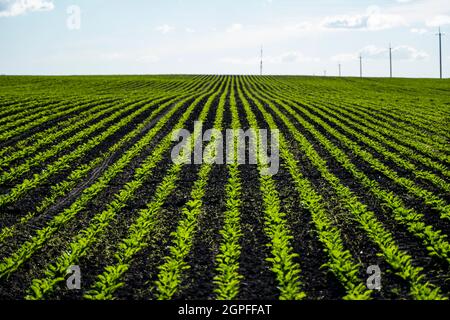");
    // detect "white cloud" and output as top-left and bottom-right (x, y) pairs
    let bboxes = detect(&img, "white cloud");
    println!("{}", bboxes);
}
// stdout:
(269, 51), (320, 63)
(332, 45), (428, 61)
(410, 27), (428, 34)
(392, 45), (429, 60)
(0, 0), (54, 17)
(426, 15), (450, 27)
(151, 21), (315, 58)
(220, 57), (258, 65)
(155, 24), (175, 34)
(226, 23), (243, 33)
(220, 51), (319, 65)
(331, 53), (358, 62)
(100, 51), (159, 64)
(283, 22), (314, 32)
(361, 45), (389, 59)
(322, 6), (407, 30)
(185, 27), (195, 33)
(388, 0), (450, 26)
